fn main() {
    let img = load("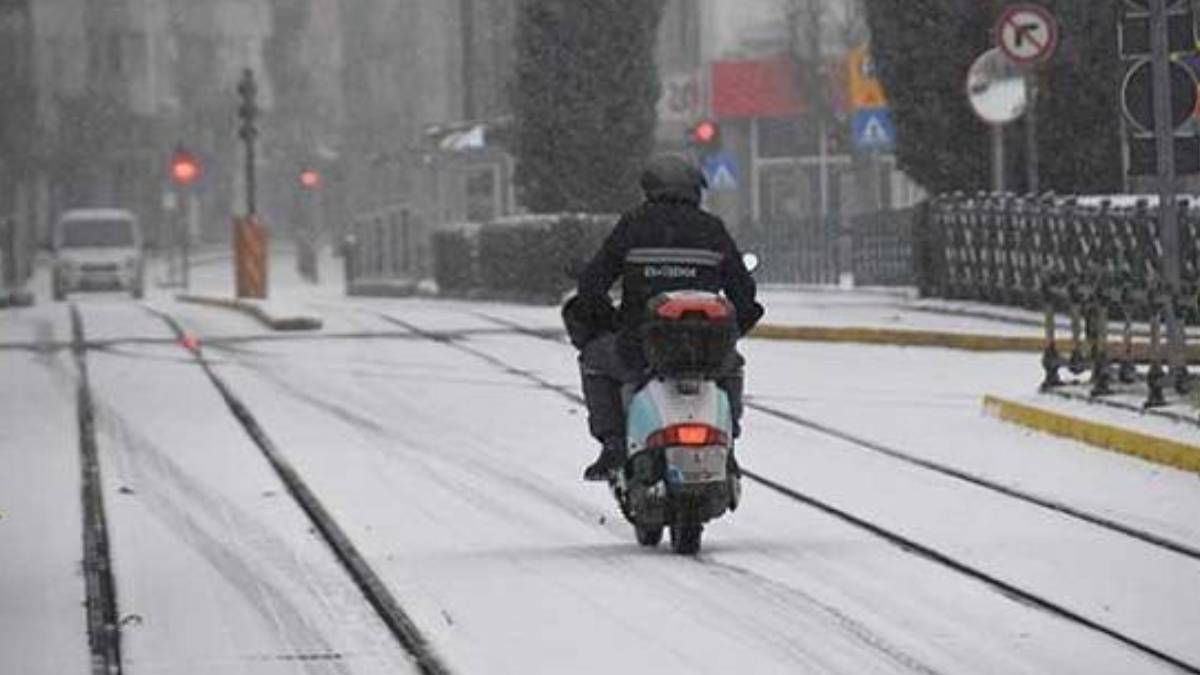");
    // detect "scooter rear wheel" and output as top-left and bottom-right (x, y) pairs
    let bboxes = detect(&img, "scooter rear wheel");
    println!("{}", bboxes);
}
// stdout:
(669, 523), (703, 555)
(634, 524), (663, 547)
